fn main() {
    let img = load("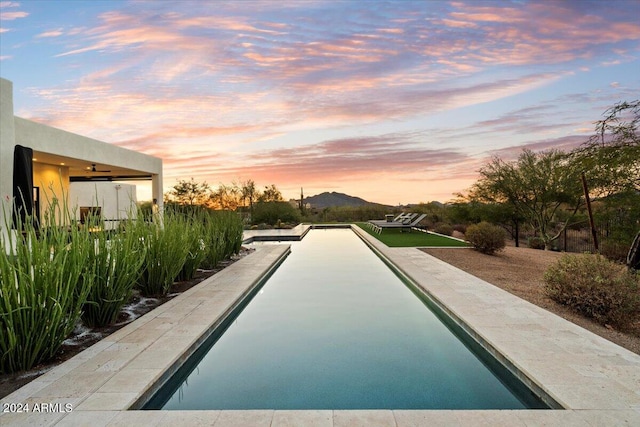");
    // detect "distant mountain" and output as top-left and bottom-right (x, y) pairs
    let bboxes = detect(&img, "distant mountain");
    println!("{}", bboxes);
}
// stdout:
(305, 192), (379, 208)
